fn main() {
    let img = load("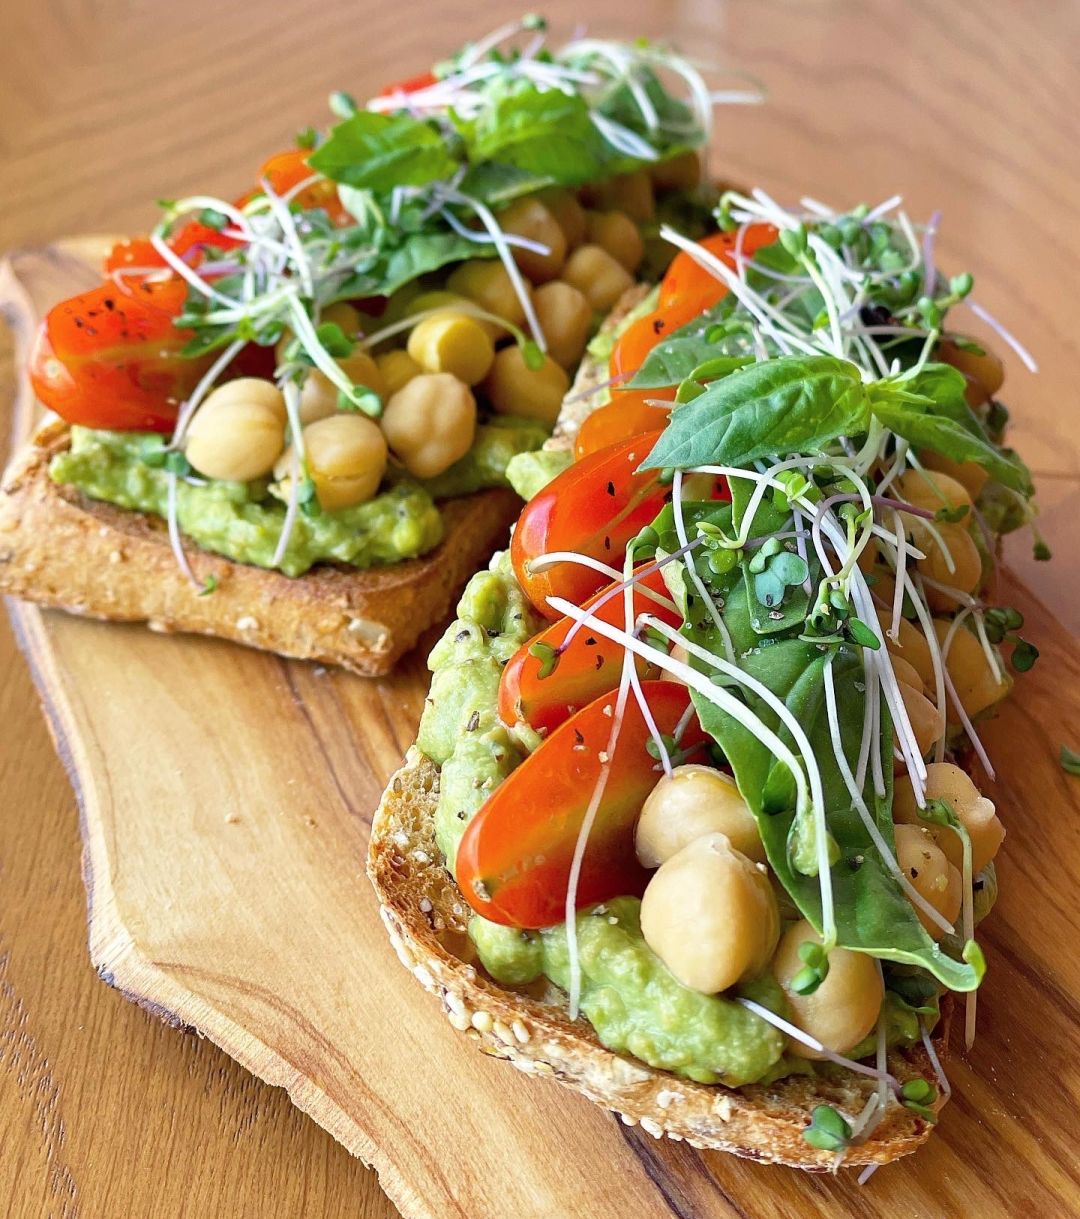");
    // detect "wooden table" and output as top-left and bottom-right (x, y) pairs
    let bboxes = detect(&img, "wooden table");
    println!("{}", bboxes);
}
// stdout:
(2, 2), (1077, 1215)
